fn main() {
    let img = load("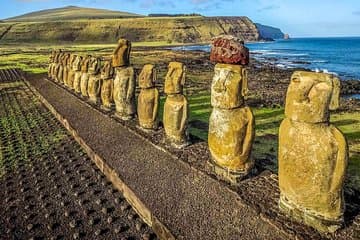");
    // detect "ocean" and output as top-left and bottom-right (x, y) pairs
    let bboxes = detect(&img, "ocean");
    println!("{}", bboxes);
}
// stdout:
(172, 37), (360, 81)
